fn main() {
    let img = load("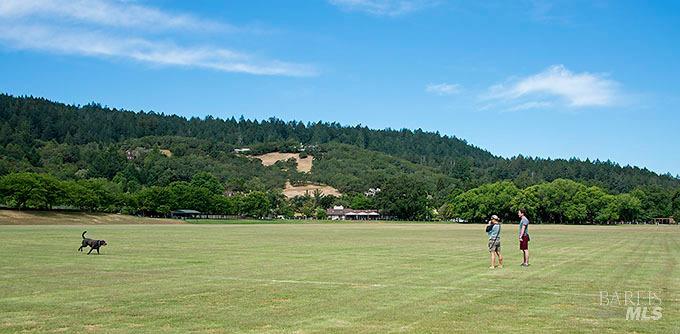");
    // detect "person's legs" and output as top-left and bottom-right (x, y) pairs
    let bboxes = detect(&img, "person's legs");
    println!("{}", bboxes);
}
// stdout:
(519, 235), (529, 265)
(490, 251), (496, 268)
(496, 251), (503, 267)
